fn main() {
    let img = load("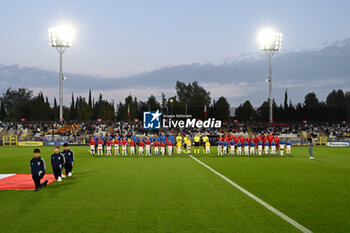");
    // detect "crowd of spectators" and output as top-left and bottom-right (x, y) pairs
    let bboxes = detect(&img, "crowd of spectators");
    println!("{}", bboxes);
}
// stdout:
(0, 120), (349, 140)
